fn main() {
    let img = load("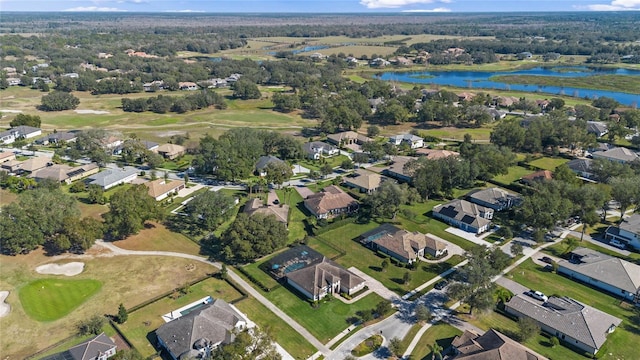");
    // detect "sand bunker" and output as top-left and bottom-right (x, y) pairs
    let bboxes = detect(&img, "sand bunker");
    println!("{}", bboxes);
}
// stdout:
(0, 291), (10, 318)
(0, 109), (22, 113)
(74, 110), (110, 114)
(35, 262), (85, 276)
